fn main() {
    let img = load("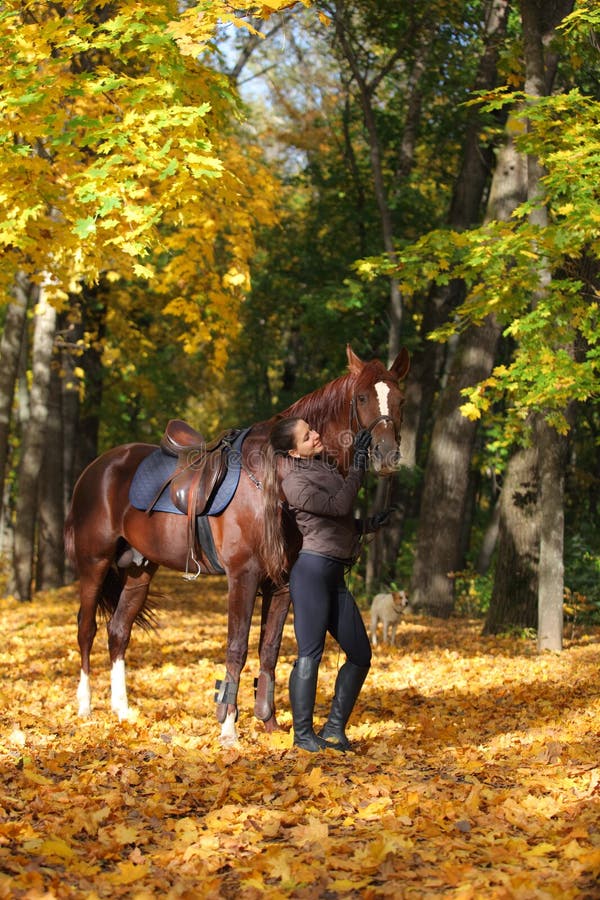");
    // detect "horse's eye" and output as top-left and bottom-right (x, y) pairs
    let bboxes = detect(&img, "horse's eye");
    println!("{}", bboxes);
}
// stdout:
(358, 394), (368, 403)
